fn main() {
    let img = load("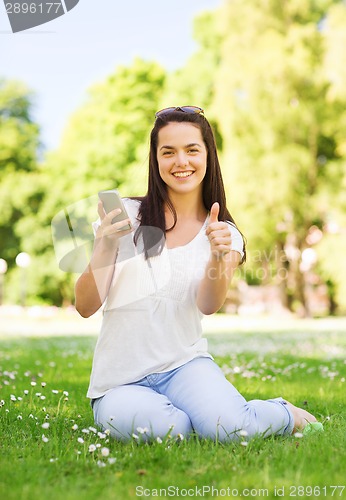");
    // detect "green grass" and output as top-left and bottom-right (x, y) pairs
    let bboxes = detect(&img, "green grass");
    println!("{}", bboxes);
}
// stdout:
(0, 324), (345, 500)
